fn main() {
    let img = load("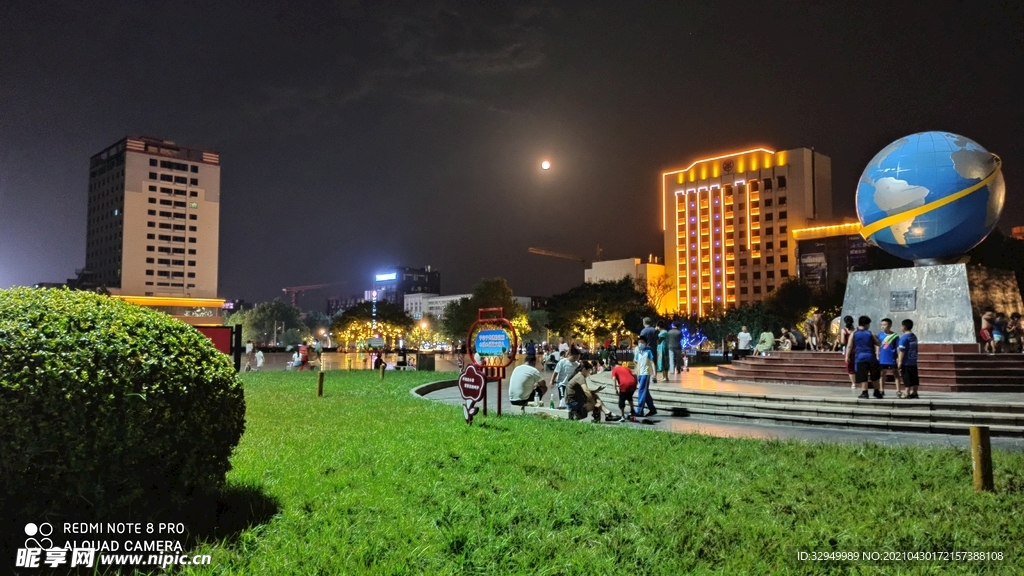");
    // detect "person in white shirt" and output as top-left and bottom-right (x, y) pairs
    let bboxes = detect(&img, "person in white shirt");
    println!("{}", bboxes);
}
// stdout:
(557, 337), (570, 355)
(244, 340), (255, 372)
(550, 348), (580, 409)
(736, 326), (752, 359)
(633, 336), (658, 417)
(254, 349), (265, 372)
(509, 364), (547, 409)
